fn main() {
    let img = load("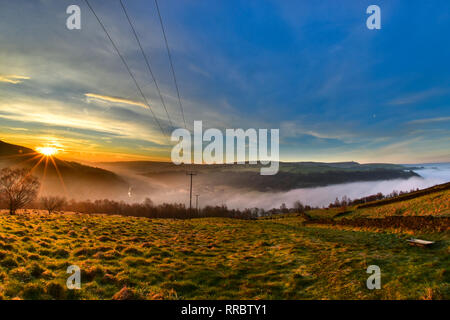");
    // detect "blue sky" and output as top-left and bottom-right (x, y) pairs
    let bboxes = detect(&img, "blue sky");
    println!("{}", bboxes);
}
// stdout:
(0, 0), (449, 163)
